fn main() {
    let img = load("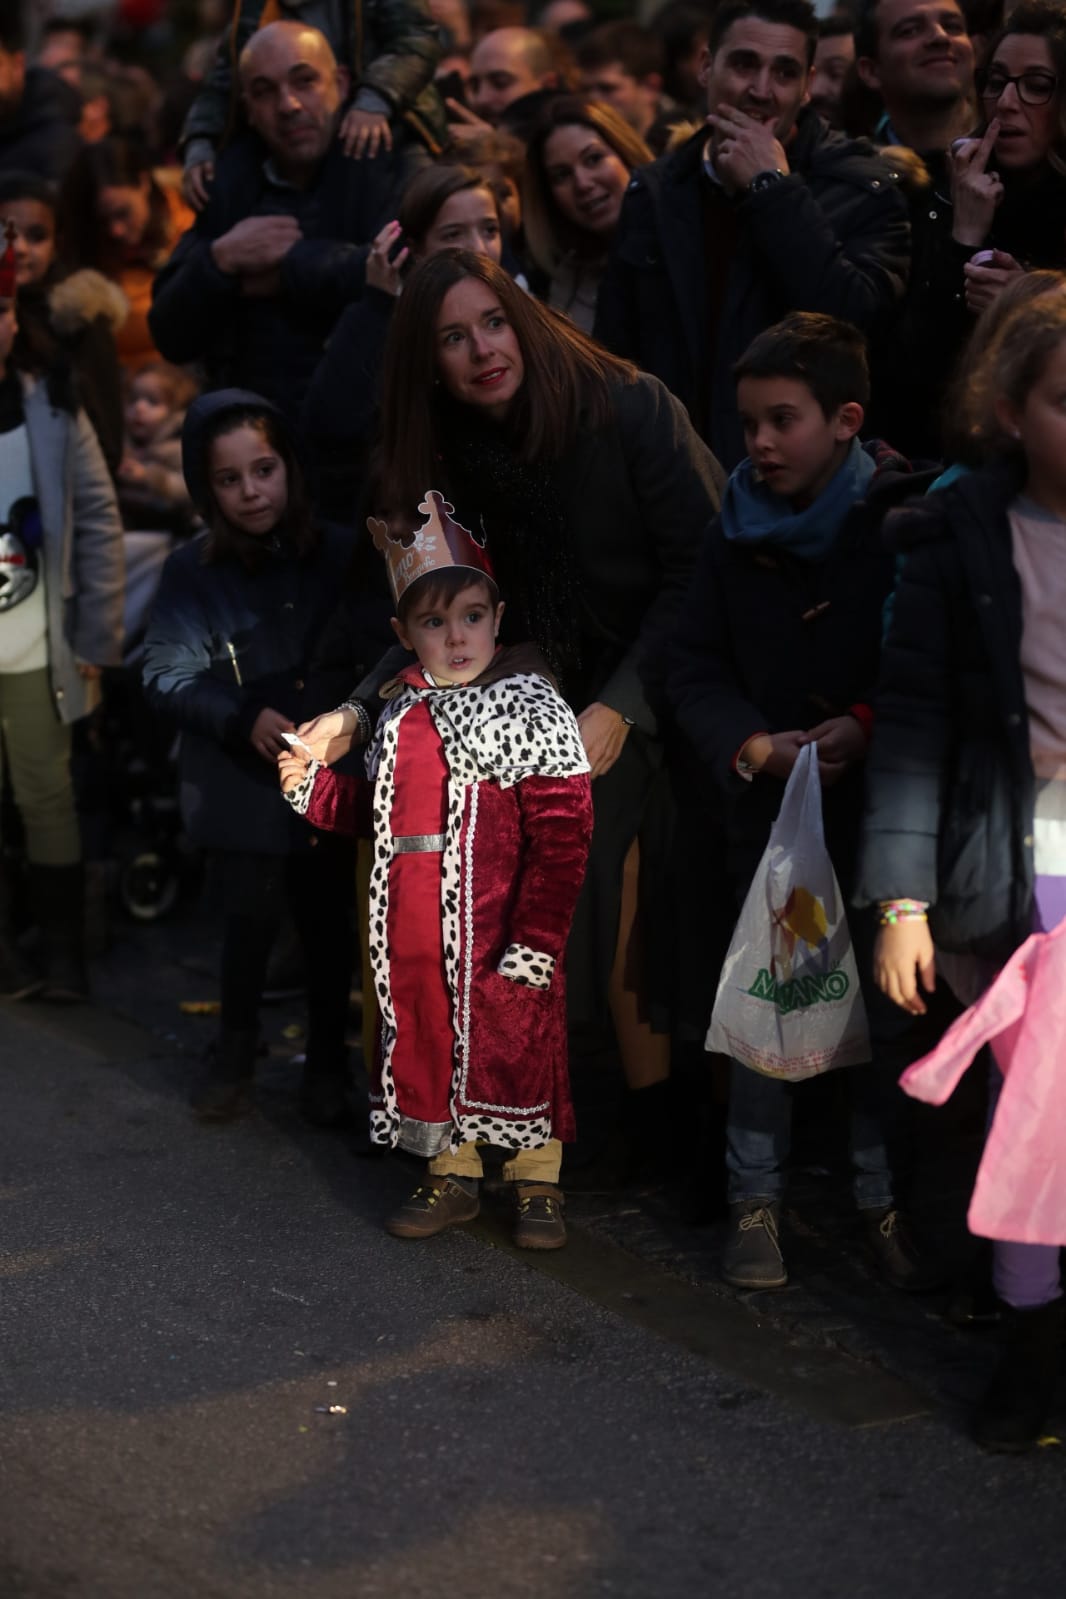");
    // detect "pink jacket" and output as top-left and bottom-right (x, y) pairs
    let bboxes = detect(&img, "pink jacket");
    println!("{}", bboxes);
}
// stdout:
(900, 919), (1066, 1246)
